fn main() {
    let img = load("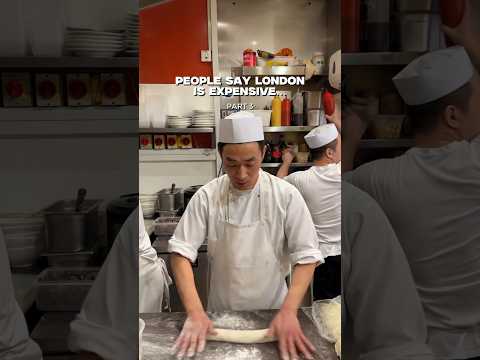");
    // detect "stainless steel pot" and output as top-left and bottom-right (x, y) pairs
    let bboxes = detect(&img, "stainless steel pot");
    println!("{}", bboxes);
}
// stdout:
(157, 184), (183, 211)
(43, 200), (100, 253)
